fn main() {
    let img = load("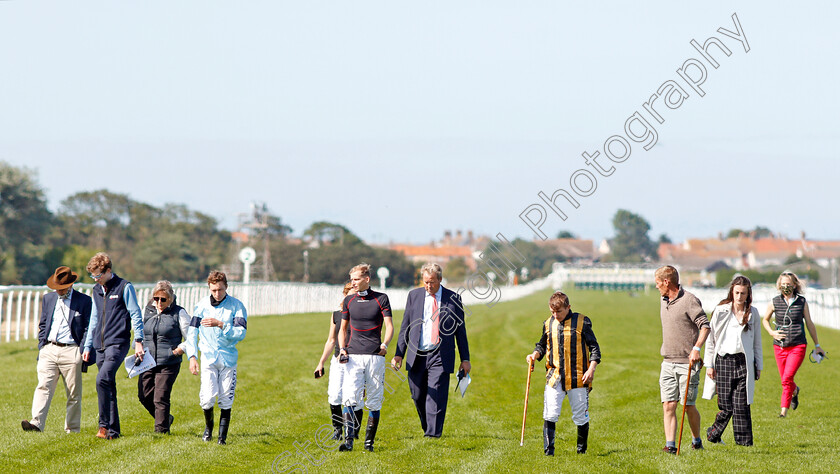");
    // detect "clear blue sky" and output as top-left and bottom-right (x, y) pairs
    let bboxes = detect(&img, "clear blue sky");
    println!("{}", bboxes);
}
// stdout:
(1, 2), (837, 244)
